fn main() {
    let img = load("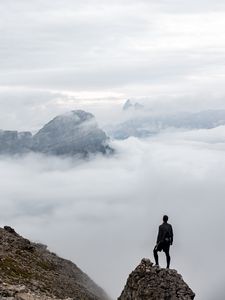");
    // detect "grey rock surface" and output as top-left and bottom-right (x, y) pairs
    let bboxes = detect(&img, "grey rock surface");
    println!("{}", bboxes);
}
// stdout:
(32, 110), (109, 155)
(0, 130), (32, 154)
(0, 110), (111, 156)
(0, 227), (110, 300)
(0, 281), (72, 299)
(118, 258), (195, 300)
